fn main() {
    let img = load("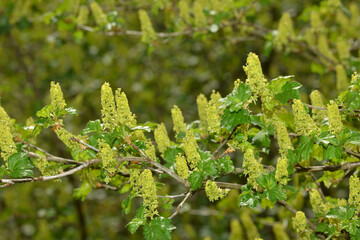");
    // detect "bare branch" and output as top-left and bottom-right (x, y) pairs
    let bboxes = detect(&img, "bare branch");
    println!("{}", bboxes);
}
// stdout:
(212, 126), (238, 159)
(71, 137), (100, 152)
(169, 191), (192, 220)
